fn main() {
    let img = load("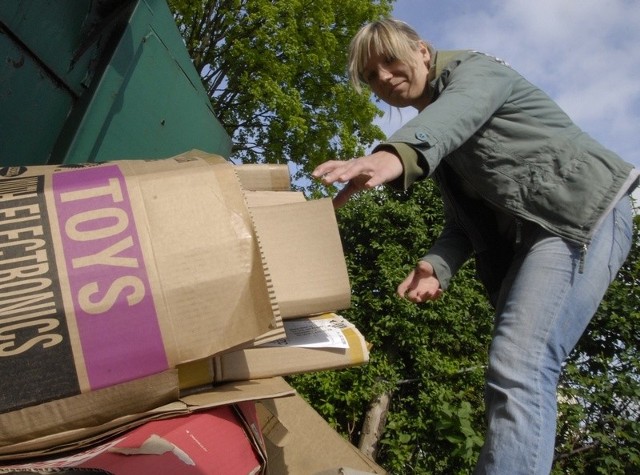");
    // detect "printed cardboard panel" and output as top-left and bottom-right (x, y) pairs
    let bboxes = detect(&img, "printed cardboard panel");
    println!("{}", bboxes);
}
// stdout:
(0, 158), (275, 414)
